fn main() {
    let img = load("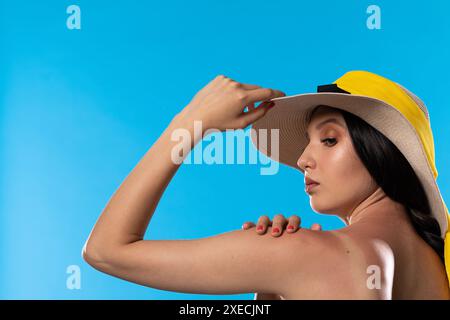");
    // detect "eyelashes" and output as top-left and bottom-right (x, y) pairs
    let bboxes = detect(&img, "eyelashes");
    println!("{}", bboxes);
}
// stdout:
(321, 138), (337, 146)
(305, 137), (338, 147)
